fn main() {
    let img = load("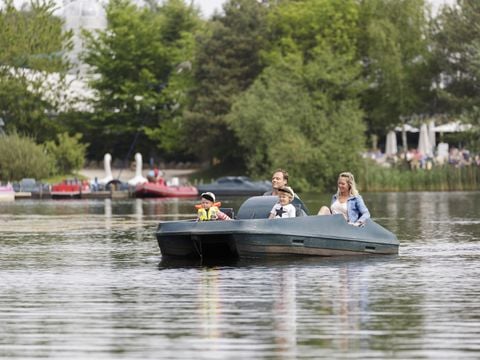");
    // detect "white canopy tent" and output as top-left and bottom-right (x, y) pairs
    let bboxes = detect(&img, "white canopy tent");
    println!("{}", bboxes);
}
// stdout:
(395, 124), (419, 133)
(392, 120), (472, 155)
(395, 121), (472, 133)
(434, 121), (472, 133)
